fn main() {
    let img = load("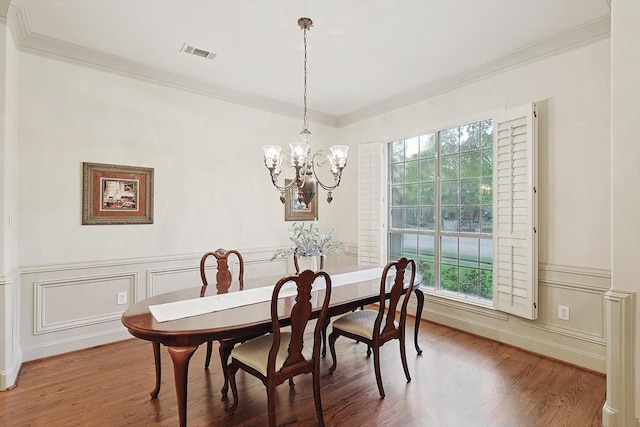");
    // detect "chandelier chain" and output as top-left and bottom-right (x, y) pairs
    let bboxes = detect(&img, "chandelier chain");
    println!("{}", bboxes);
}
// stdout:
(303, 24), (309, 132)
